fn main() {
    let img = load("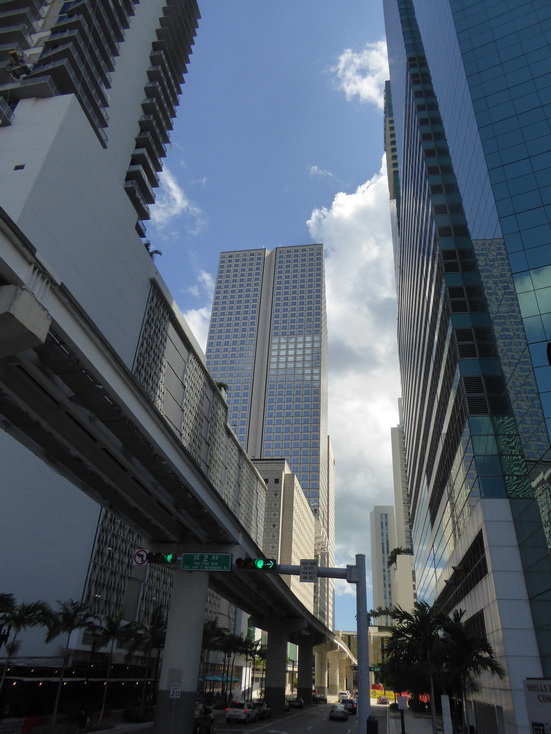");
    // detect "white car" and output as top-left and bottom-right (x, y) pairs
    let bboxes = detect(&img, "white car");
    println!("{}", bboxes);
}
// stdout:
(226, 701), (258, 724)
